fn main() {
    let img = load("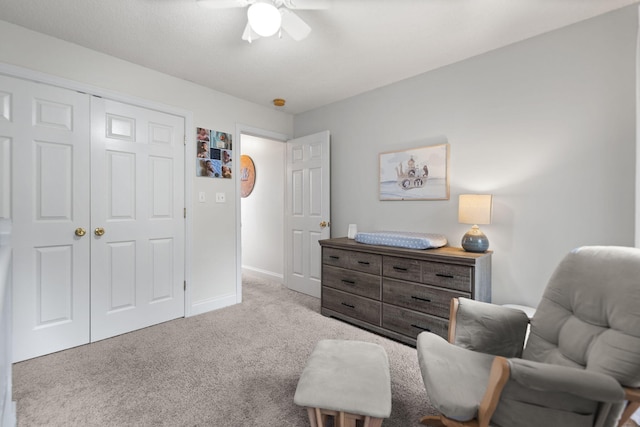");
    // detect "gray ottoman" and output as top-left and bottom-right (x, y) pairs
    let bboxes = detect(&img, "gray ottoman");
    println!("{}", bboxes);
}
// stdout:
(294, 339), (392, 427)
